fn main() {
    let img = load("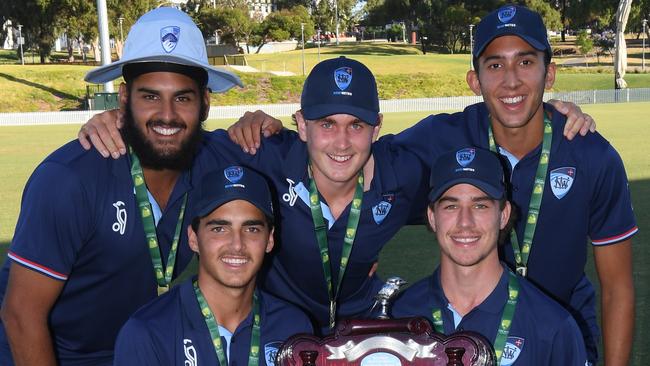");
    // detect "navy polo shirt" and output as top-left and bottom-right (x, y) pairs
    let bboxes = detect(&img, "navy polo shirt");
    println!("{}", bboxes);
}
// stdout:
(0, 134), (224, 365)
(394, 102), (637, 361)
(114, 278), (313, 365)
(393, 266), (588, 365)
(202, 129), (428, 333)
